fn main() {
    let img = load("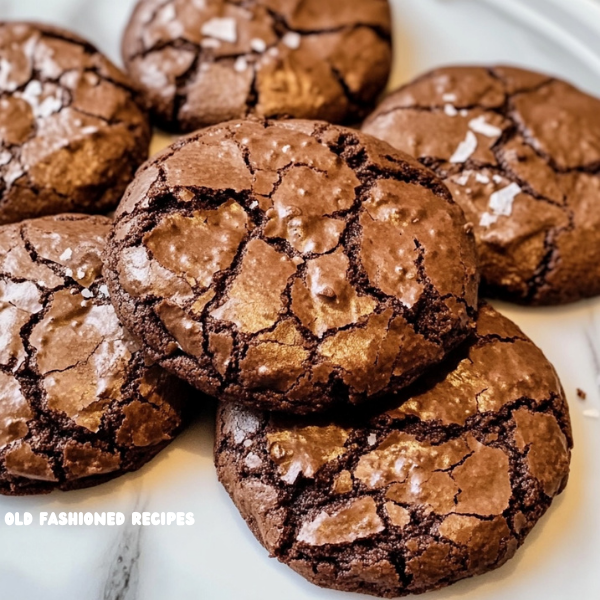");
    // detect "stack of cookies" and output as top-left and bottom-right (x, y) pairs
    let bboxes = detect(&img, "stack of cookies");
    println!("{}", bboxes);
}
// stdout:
(1, 0), (588, 596)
